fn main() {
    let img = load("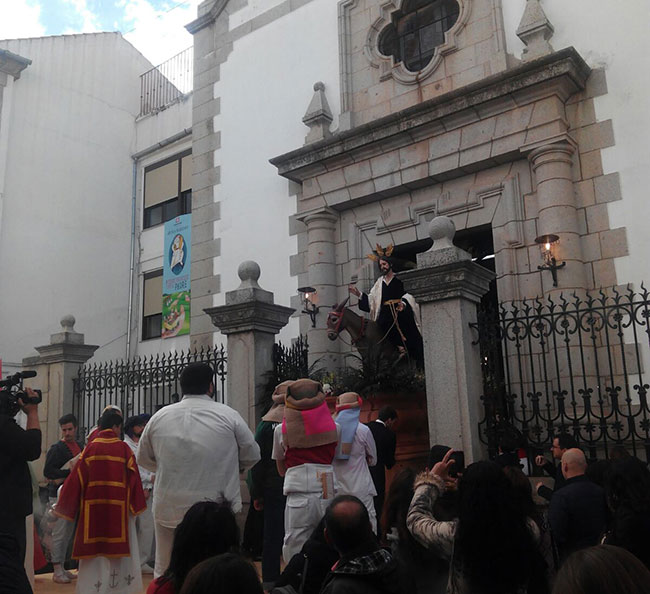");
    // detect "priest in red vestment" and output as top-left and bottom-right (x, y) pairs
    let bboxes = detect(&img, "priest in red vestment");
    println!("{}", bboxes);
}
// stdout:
(56, 409), (146, 594)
